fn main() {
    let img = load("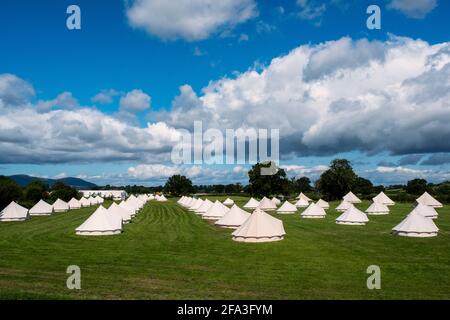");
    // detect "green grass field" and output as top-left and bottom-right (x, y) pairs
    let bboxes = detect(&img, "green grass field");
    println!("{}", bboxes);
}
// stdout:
(0, 197), (449, 299)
